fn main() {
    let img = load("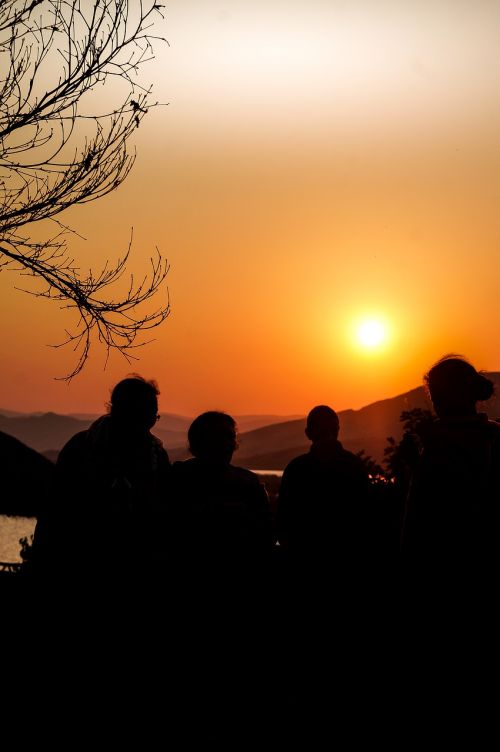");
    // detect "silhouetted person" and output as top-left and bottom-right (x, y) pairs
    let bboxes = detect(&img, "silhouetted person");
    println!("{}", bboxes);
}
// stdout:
(25, 376), (173, 735)
(171, 411), (274, 579)
(275, 406), (375, 718)
(397, 365), (500, 739)
(169, 411), (276, 723)
(401, 355), (500, 590)
(278, 405), (371, 573)
(31, 374), (170, 598)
